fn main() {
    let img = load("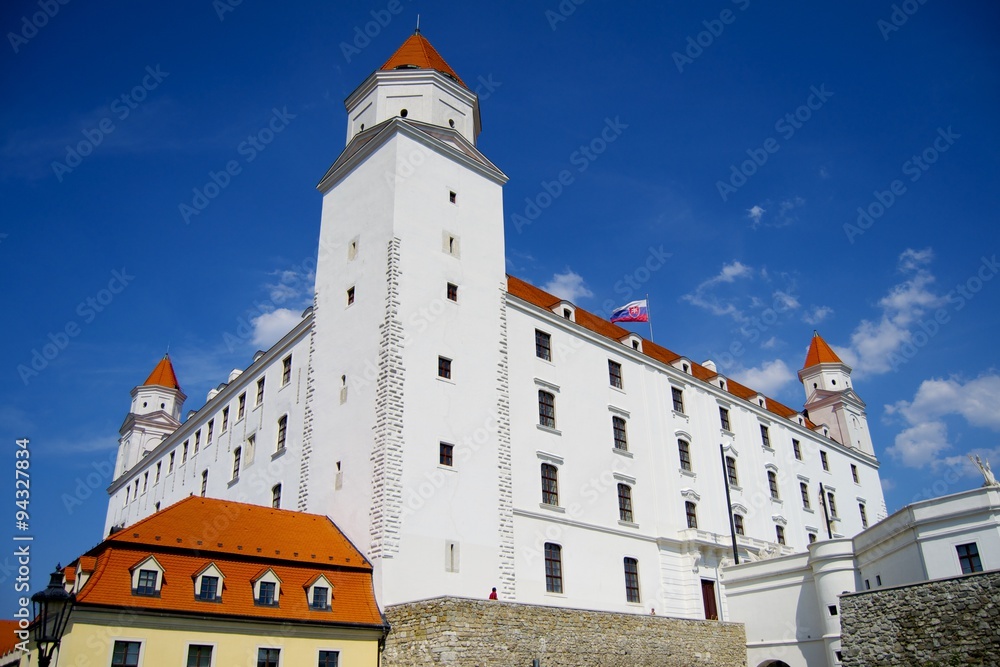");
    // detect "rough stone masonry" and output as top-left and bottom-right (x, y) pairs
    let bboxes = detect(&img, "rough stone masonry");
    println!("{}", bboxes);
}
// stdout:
(382, 596), (746, 667)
